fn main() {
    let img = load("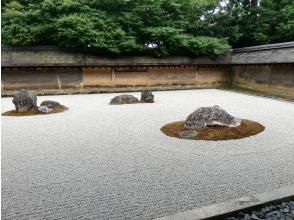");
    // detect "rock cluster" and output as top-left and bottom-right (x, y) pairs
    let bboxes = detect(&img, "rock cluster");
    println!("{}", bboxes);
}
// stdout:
(110, 95), (139, 105)
(11, 90), (67, 114)
(12, 89), (37, 112)
(185, 105), (240, 129)
(225, 200), (294, 220)
(110, 91), (155, 105)
(140, 91), (154, 103)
